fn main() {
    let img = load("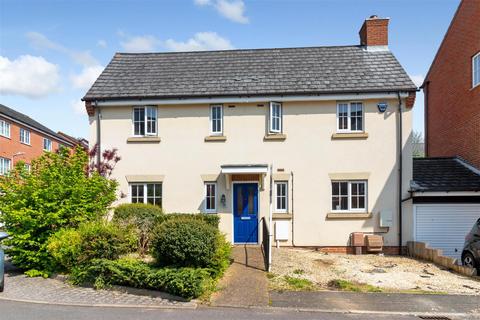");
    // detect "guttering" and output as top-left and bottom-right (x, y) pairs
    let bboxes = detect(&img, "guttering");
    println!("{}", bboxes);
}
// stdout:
(397, 92), (403, 249)
(92, 92), (411, 107)
(411, 191), (480, 197)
